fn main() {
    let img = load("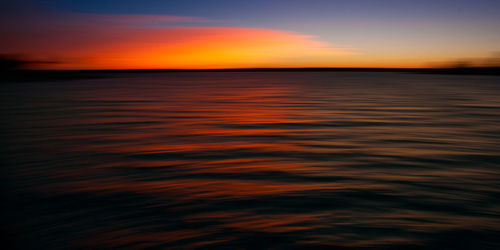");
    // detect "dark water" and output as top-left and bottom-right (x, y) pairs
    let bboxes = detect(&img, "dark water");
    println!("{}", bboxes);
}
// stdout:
(2, 72), (500, 249)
